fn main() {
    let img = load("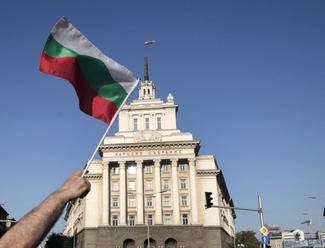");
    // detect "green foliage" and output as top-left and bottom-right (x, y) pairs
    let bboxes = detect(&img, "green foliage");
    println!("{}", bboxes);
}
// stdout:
(236, 231), (260, 248)
(45, 232), (72, 248)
